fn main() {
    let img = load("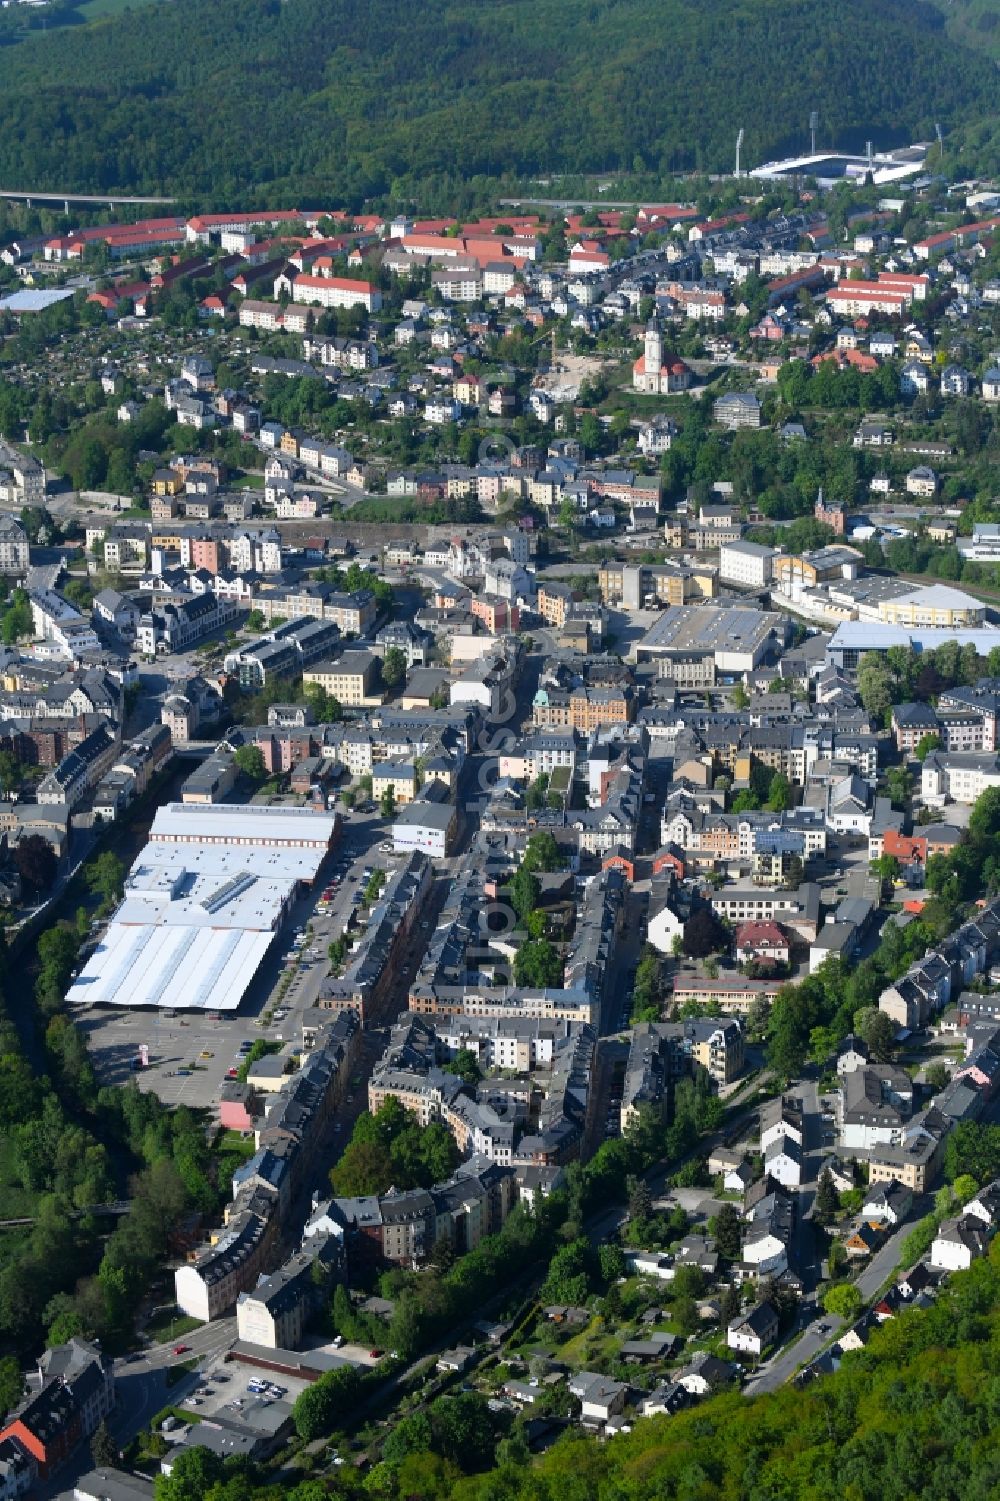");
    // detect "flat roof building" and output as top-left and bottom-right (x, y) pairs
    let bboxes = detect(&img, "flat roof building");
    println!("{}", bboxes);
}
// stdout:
(635, 604), (788, 672)
(67, 804), (337, 1012)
